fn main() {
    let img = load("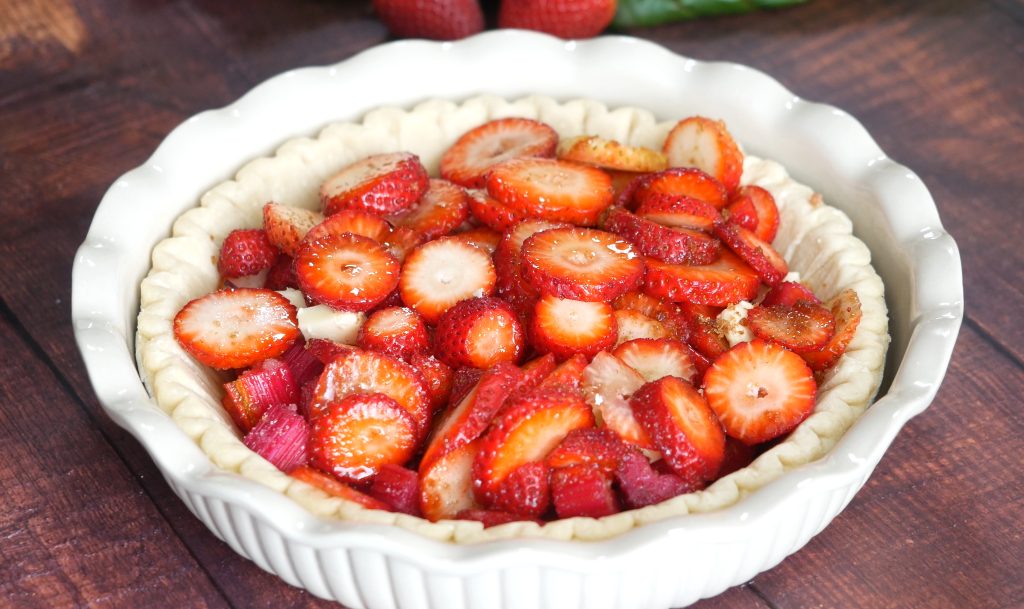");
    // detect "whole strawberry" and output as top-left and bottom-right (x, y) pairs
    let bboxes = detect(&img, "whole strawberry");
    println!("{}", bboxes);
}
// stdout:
(373, 0), (485, 40)
(498, 0), (617, 39)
